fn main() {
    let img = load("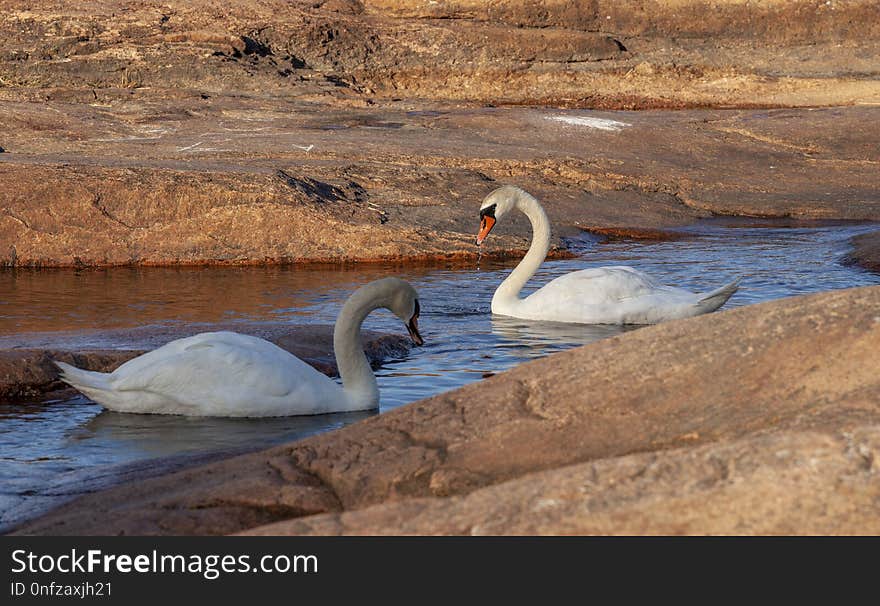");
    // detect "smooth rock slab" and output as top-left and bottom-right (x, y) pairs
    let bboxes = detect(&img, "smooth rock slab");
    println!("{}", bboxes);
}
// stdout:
(243, 427), (880, 535)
